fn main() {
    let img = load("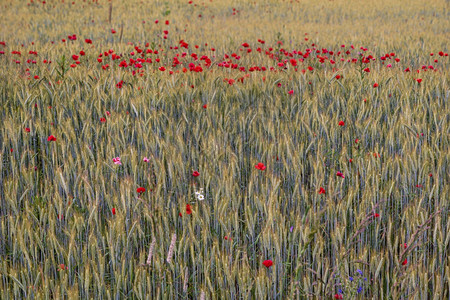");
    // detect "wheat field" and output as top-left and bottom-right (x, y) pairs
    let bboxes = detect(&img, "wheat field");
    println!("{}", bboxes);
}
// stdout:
(0, 0), (449, 299)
